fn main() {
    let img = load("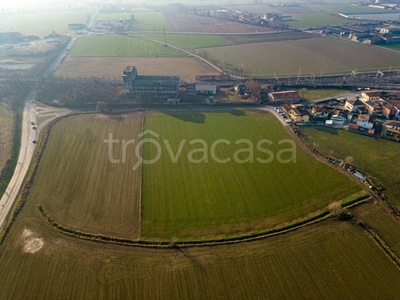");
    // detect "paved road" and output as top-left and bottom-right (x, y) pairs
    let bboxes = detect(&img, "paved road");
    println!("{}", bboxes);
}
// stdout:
(0, 92), (37, 229)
